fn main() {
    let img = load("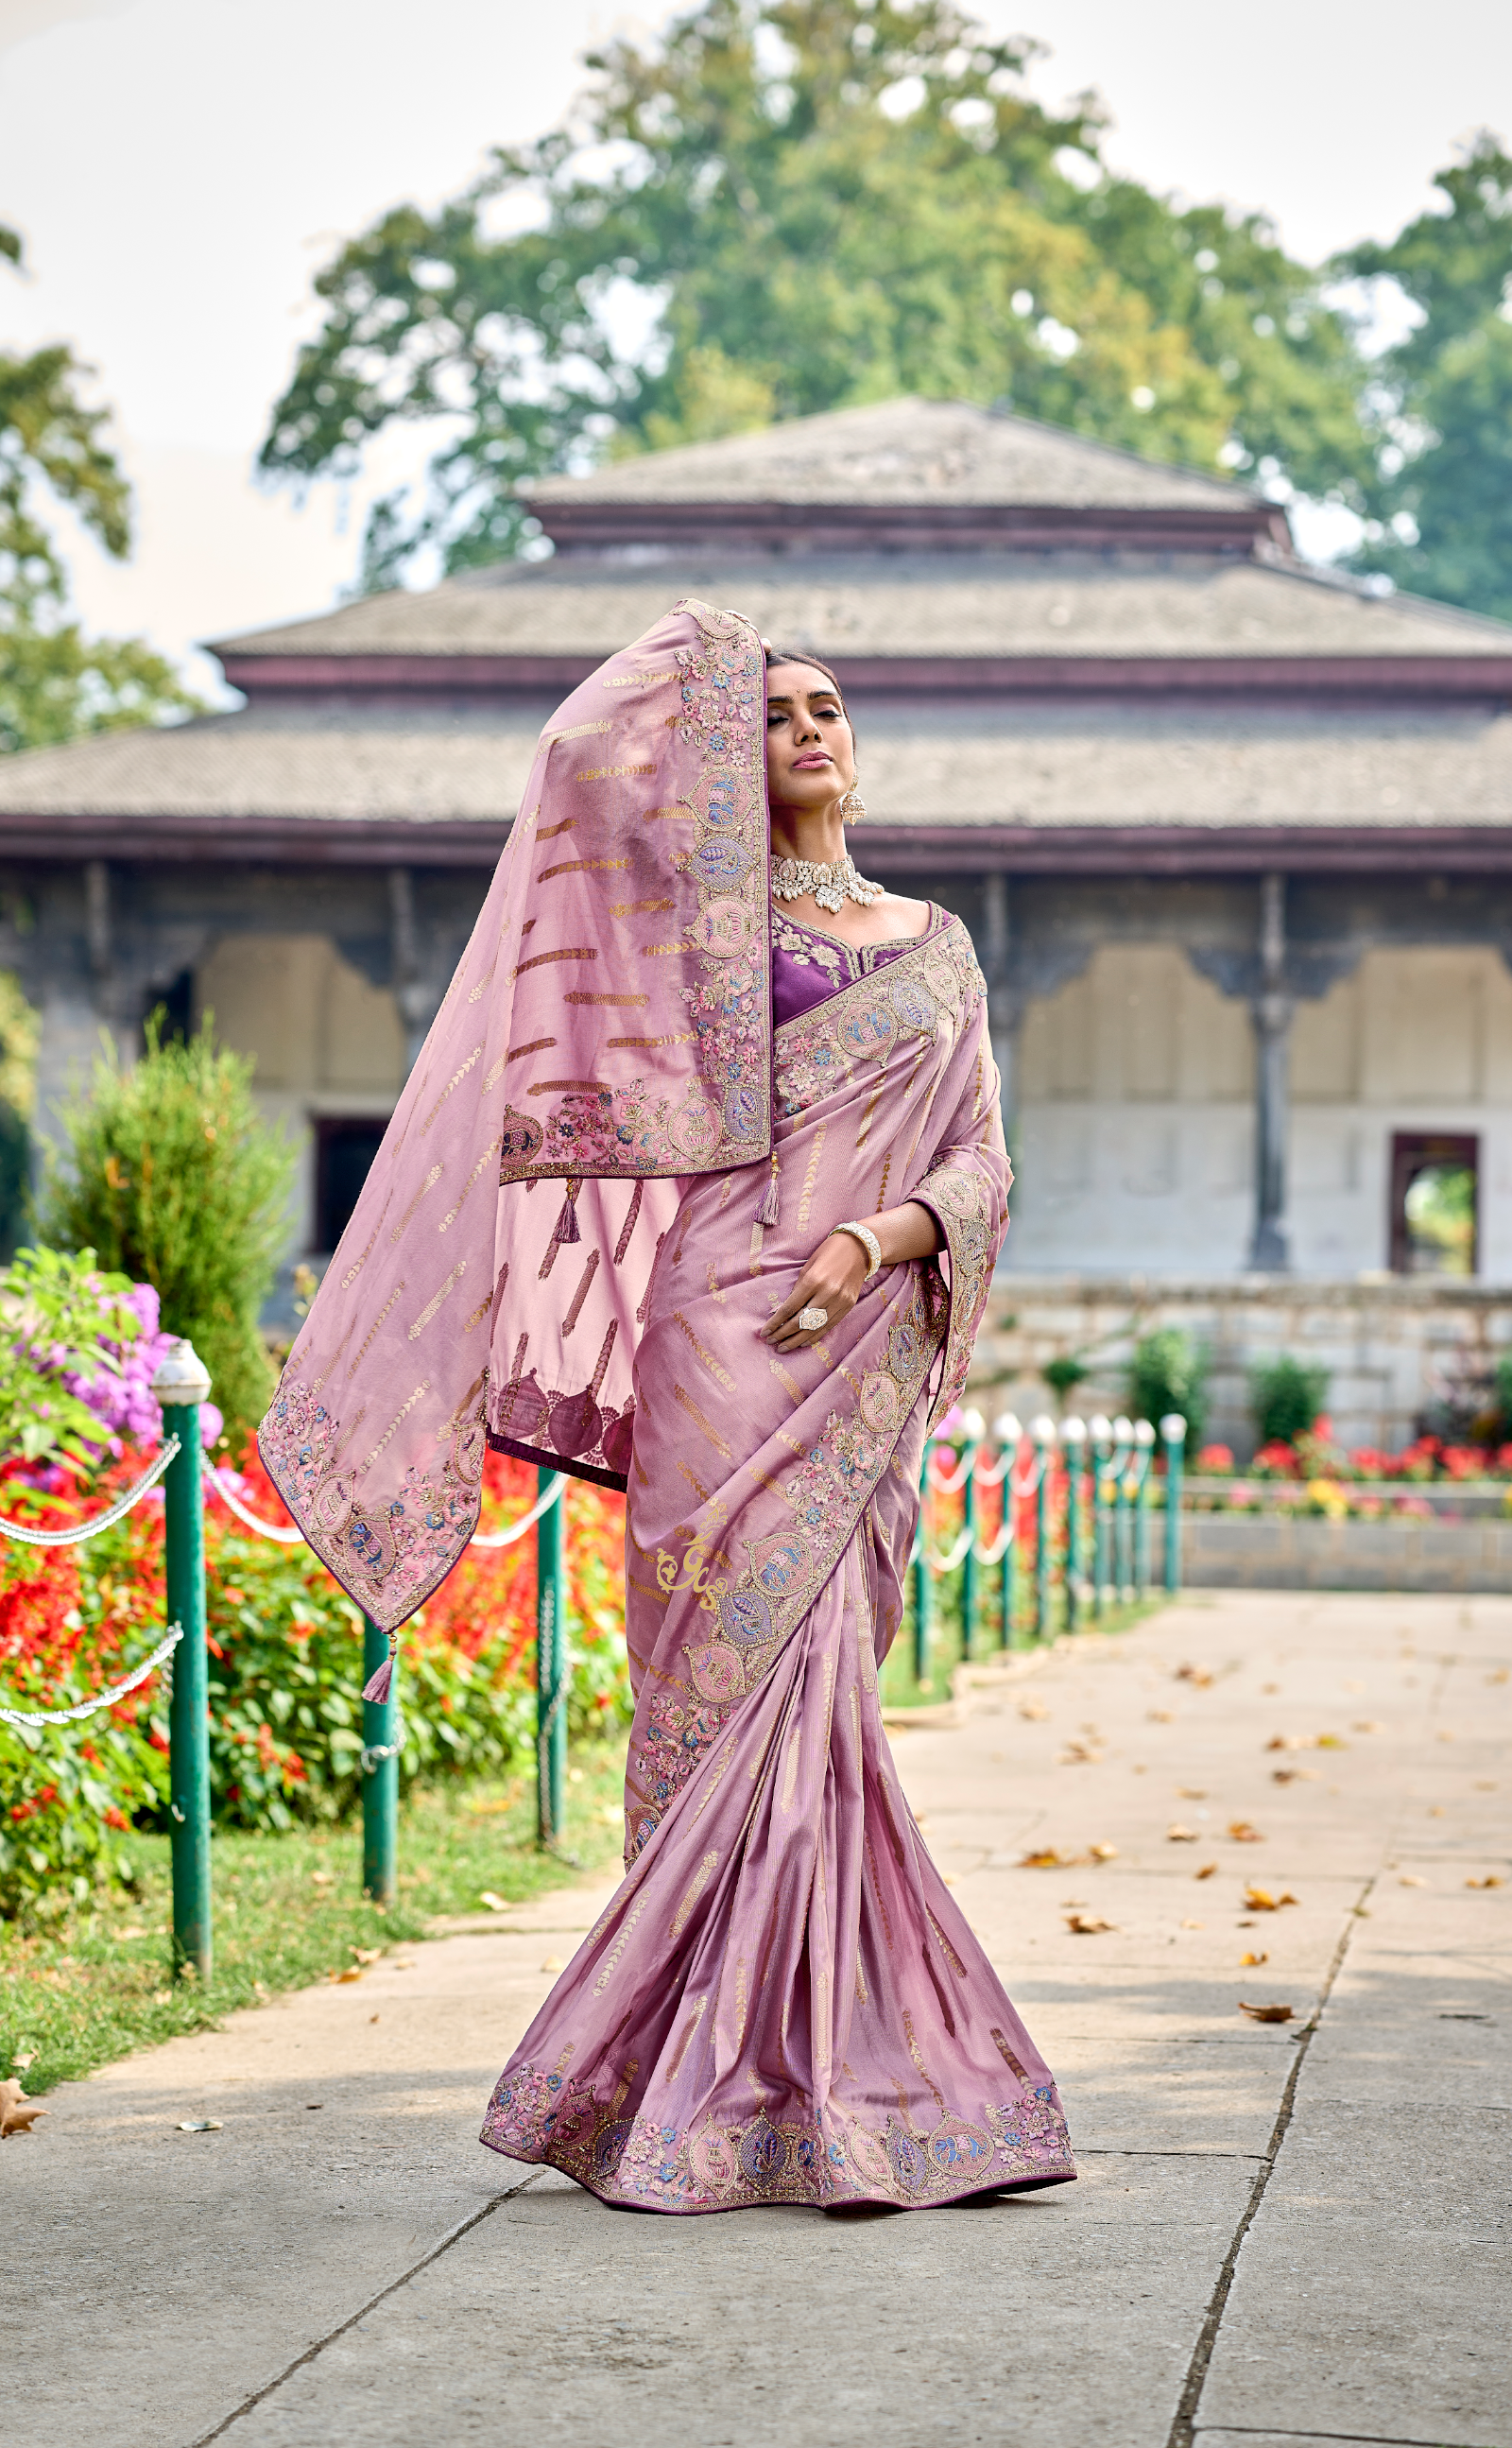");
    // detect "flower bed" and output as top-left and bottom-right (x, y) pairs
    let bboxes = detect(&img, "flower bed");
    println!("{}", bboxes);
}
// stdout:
(0, 1444), (631, 1917)
(1192, 1420), (1512, 1519)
